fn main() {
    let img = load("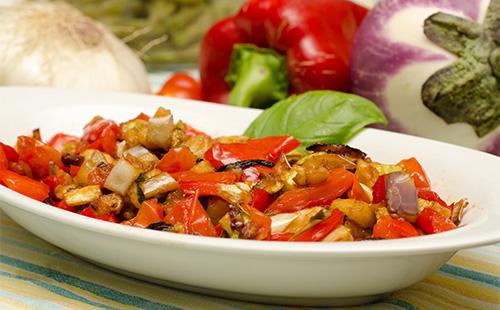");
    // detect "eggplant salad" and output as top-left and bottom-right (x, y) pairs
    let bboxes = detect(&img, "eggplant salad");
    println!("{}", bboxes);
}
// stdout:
(0, 108), (467, 241)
